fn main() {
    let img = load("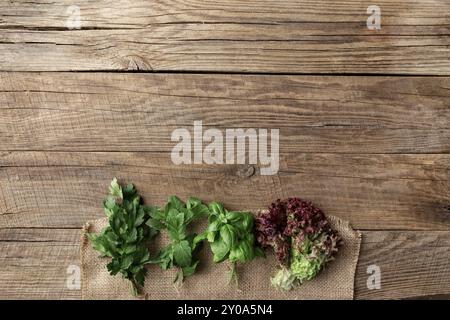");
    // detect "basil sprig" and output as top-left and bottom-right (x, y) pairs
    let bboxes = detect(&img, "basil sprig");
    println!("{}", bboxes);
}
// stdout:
(195, 202), (264, 283)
